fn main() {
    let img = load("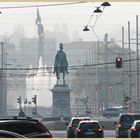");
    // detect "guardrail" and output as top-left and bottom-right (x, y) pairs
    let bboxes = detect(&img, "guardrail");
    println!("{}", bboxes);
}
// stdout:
(44, 120), (116, 130)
